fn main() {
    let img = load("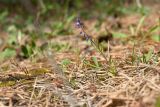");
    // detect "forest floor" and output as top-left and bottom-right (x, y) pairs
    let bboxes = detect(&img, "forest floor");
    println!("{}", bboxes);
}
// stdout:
(0, 2), (160, 107)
